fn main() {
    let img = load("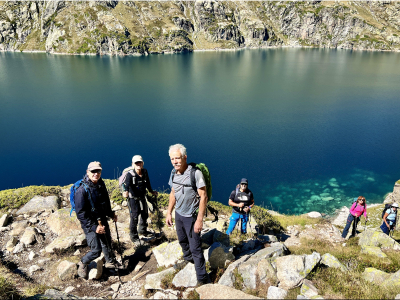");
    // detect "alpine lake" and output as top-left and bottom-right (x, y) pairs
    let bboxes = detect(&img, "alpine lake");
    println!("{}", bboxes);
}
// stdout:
(1, 48), (400, 215)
